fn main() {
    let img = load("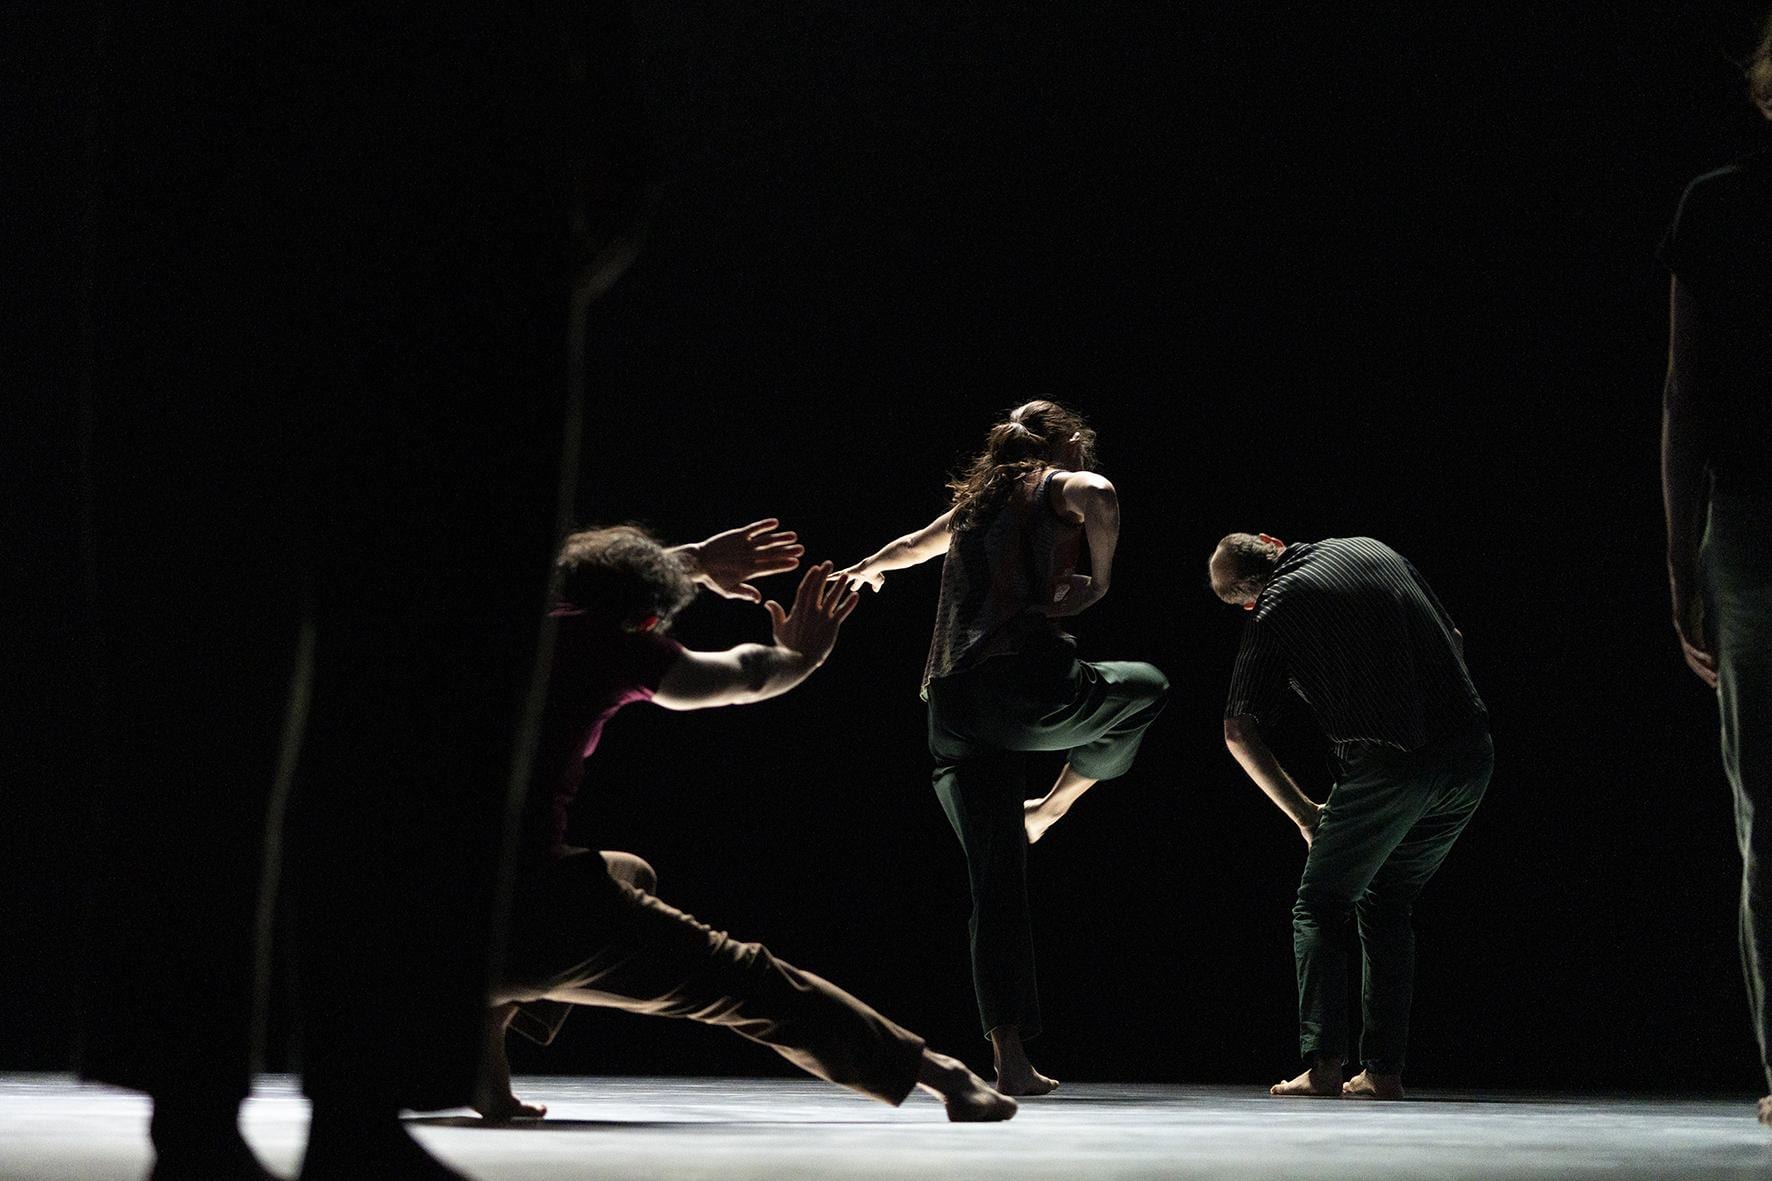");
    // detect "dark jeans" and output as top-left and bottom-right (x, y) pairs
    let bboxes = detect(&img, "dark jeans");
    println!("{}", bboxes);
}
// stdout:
(1294, 721), (1492, 1074)
(499, 851), (927, 1105)
(1704, 491), (1772, 1092)
(926, 634), (1169, 1040)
